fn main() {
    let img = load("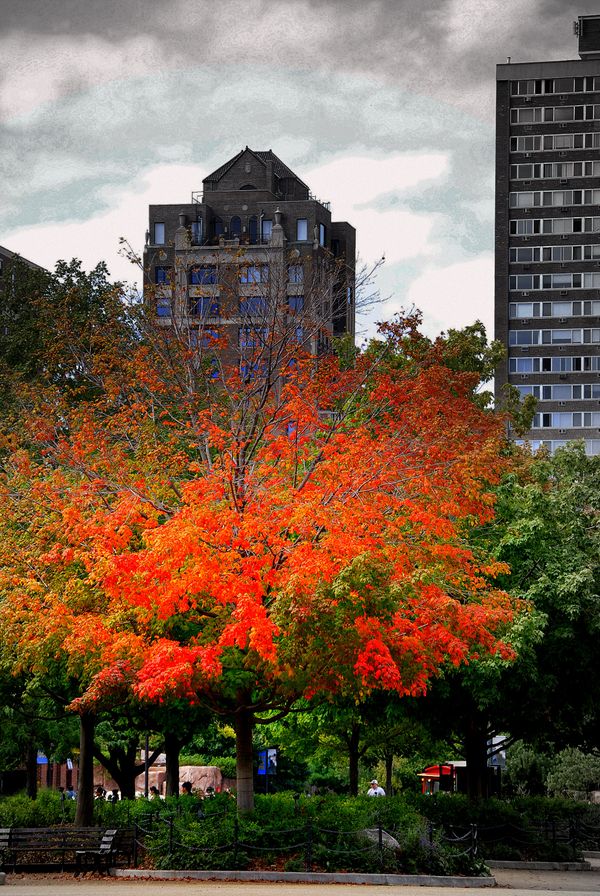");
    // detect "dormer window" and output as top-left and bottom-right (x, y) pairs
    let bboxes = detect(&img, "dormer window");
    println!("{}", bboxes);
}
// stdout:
(240, 184), (257, 190)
